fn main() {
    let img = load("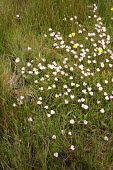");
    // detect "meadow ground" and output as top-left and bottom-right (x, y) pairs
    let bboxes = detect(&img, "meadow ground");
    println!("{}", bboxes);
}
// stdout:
(0, 0), (113, 169)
